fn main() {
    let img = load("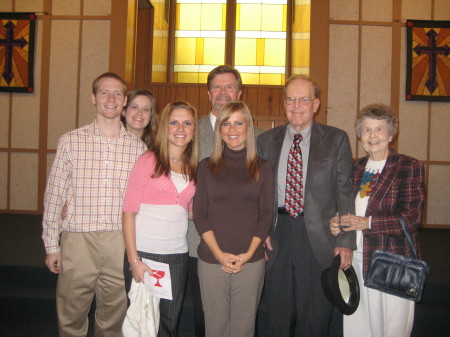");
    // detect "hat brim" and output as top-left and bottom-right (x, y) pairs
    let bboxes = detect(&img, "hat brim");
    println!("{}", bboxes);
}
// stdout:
(321, 254), (360, 315)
